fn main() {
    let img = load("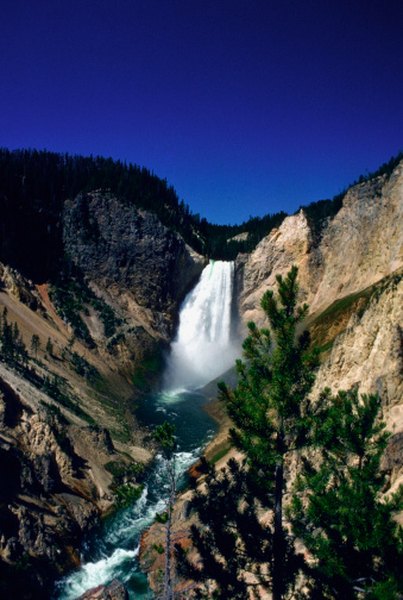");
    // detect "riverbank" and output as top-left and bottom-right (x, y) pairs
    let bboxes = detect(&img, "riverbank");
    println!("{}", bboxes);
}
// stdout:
(138, 374), (242, 597)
